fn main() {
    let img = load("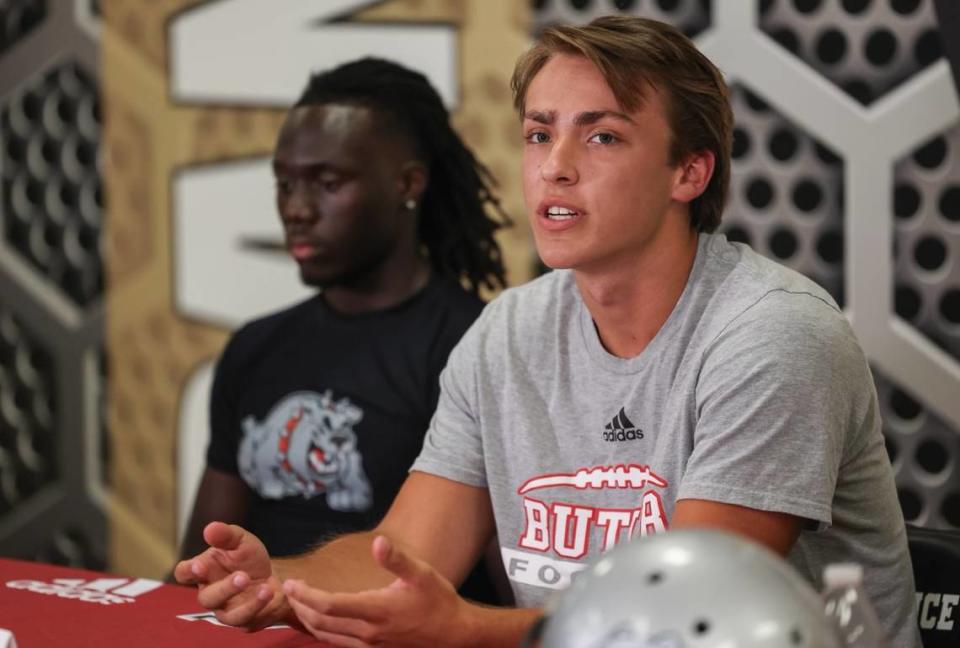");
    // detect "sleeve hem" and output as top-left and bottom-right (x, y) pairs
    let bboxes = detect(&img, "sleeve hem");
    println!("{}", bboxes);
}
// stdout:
(206, 457), (239, 476)
(677, 481), (833, 526)
(409, 460), (487, 489)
